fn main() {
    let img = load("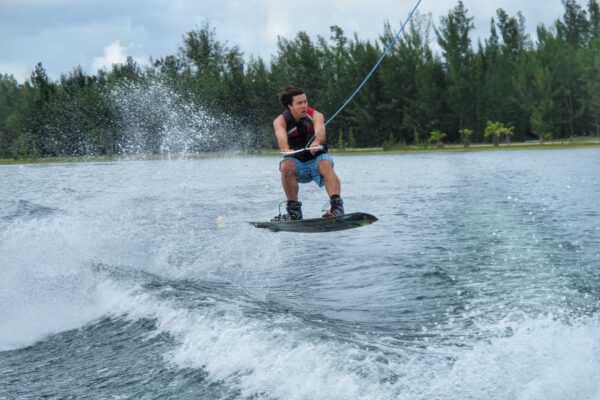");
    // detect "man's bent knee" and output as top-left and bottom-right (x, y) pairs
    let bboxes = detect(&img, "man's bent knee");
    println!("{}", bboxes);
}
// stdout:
(280, 160), (296, 177)
(318, 159), (334, 173)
